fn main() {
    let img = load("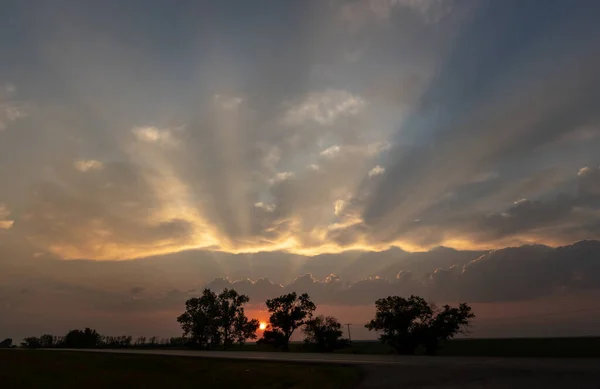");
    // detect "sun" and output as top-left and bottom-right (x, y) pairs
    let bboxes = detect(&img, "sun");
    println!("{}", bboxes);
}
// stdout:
(259, 322), (267, 330)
